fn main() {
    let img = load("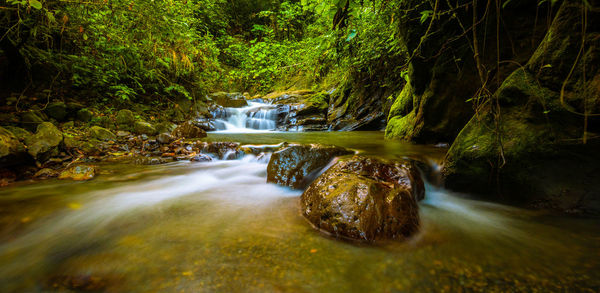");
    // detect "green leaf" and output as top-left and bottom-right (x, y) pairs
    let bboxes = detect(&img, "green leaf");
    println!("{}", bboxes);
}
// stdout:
(420, 10), (433, 24)
(29, 0), (42, 10)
